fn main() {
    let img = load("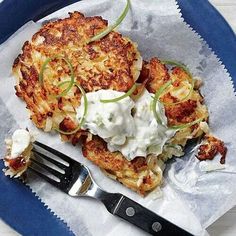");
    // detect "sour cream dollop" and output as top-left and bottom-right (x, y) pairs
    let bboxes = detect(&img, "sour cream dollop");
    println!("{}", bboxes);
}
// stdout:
(77, 90), (135, 146)
(10, 129), (31, 158)
(77, 89), (176, 161)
